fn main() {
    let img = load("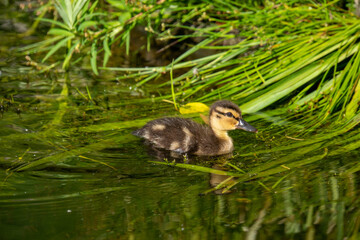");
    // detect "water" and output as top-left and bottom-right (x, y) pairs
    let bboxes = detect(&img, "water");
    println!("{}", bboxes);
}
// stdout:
(2, 67), (360, 240)
(1, 10), (360, 240)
